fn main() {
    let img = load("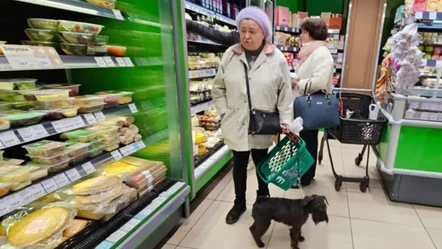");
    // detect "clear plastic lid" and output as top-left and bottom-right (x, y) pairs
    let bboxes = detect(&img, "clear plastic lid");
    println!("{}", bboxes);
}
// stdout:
(26, 158), (70, 170)
(22, 140), (66, 156)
